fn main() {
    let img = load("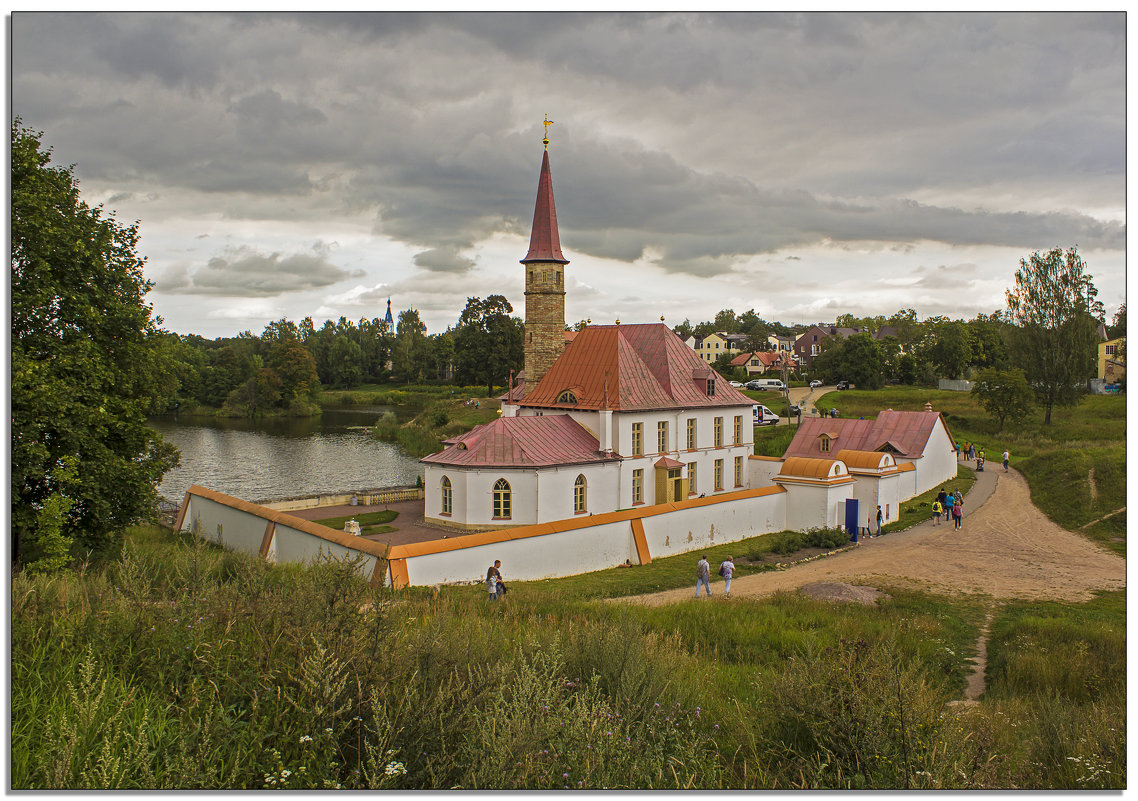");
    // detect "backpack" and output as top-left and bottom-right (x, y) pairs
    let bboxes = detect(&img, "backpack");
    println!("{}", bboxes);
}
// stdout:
(718, 565), (725, 577)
